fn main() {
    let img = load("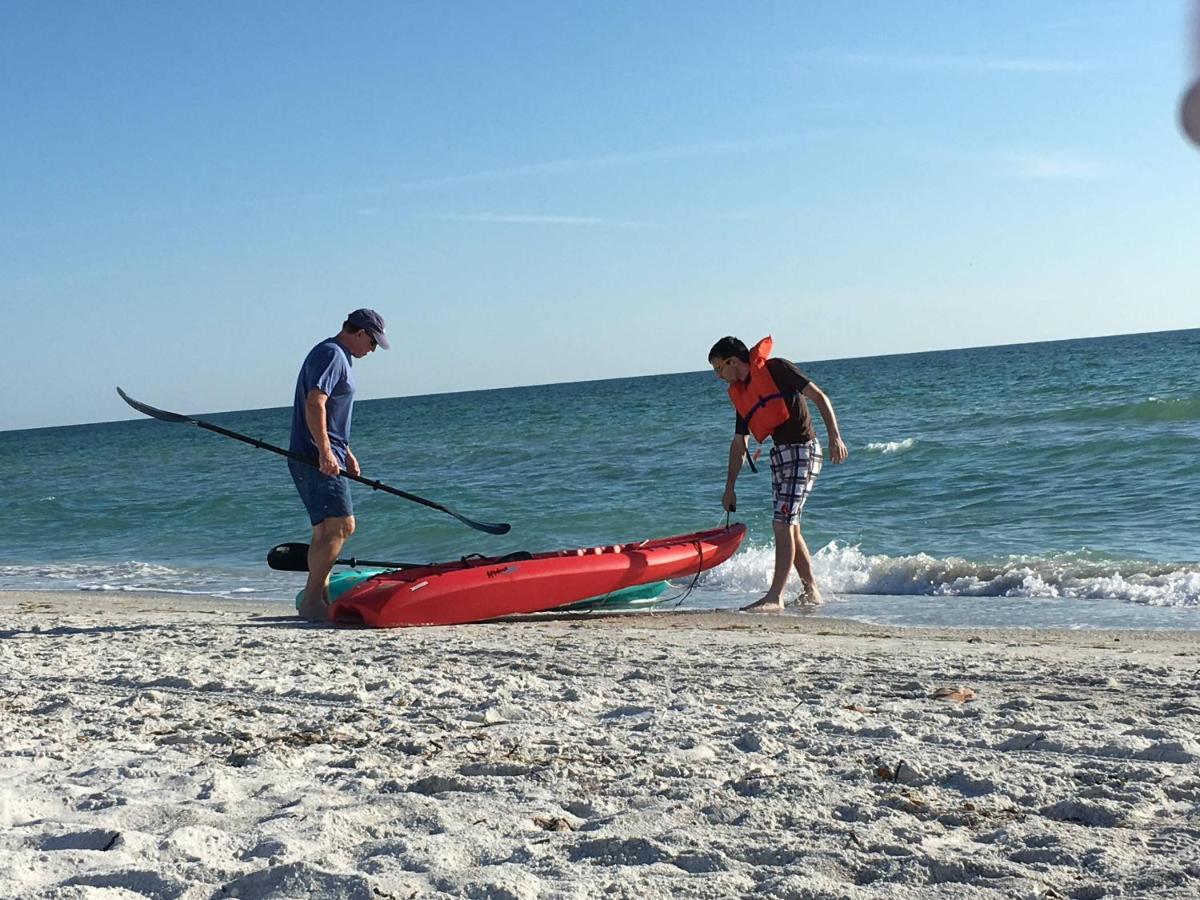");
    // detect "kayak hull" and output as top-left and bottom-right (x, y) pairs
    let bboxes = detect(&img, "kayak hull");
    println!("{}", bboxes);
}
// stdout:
(563, 580), (670, 611)
(301, 572), (672, 613)
(329, 524), (745, 628)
